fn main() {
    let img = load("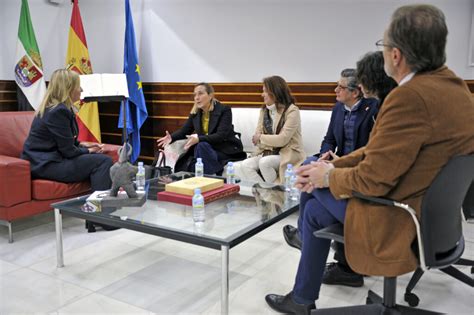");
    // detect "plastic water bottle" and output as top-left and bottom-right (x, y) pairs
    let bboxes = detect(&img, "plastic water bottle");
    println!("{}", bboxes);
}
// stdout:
(284, 164), (293, 192)
(290, 174), (299, 201)
(195, 158), (204, 177)
(136, 161), (146, 192)
(192, 188), (205, 223)
(226, 161), (236, 184)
